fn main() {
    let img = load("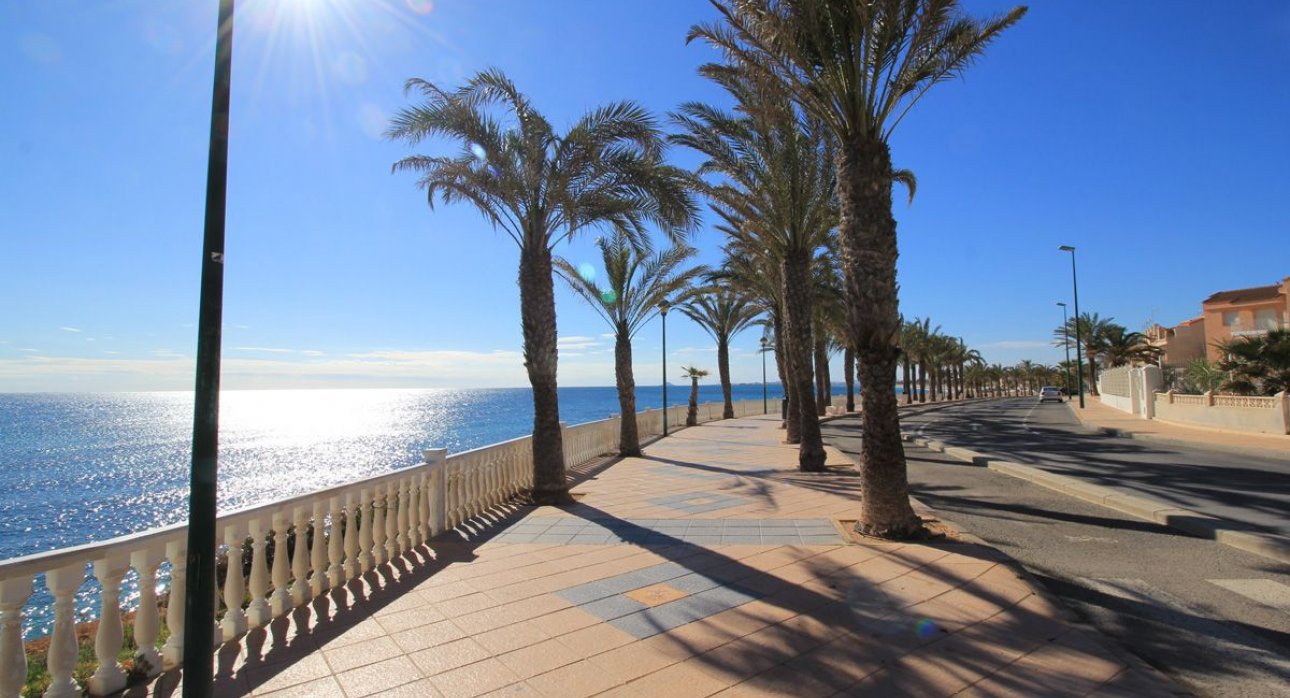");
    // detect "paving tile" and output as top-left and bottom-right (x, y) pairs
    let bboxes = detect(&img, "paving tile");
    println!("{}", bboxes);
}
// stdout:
(255, 675), (346, 698)
(427, 657), (520, 698)
(334, 655), (423, 698)
(321, 635), (404, 674)
(243, 654), (333, 695)
(526, 659), (623, 698)
(391, 619), (467, 653)
(408, 637), (492, 677)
